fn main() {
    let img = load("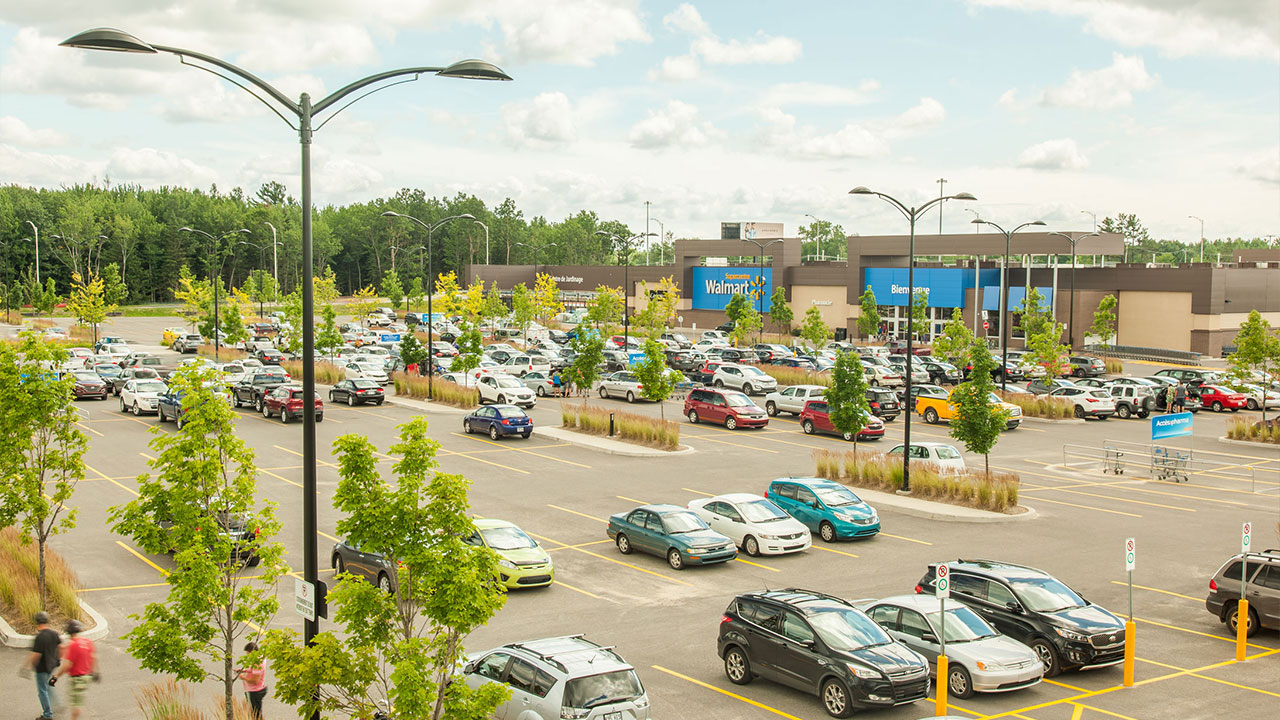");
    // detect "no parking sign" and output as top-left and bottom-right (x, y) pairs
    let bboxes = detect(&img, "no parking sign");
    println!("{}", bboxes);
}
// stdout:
(936, 564), (950, 598)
